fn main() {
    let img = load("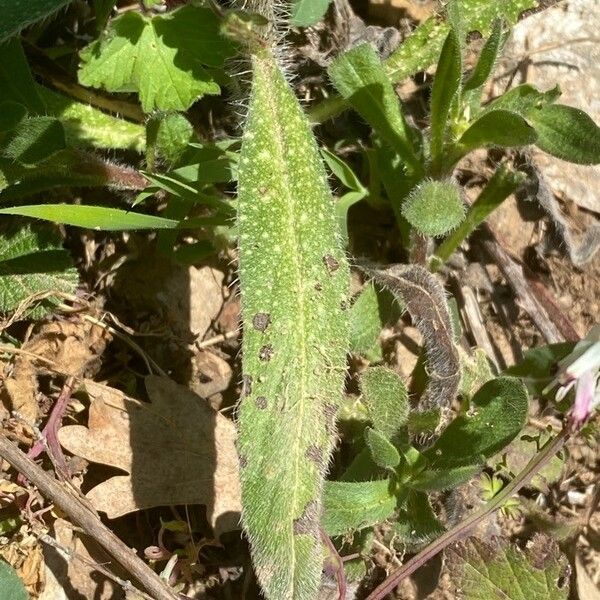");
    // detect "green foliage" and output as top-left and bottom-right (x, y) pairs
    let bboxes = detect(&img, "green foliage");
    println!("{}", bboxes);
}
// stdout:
(291, 0), (330, 27)
(360, 366), (409, 440)
(445, 535), (570, 599)
(365, 427), (401, 468)
(394, 491), (444, 546)
(0, 205), (179, 230)
(4, 117), (66, 165)
(348, 283), (384, 360)
(0, 560), (27, 600)
(402, 179), (465, 237)
(329, 44), (421, 173)
(0, 102), (27, 133)
(155, 113), (194, 165)
(463, 19), (505, 92)
(528, 104), (600, 165)
(323, 479), (396, 536)
(79, 6), (234, 112)
(0, 0), (72, 41)
(236, 47), (349, 600)
(0, 224), (78, 317)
